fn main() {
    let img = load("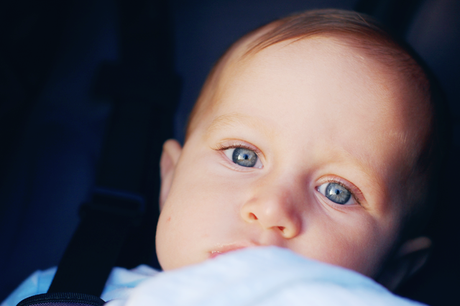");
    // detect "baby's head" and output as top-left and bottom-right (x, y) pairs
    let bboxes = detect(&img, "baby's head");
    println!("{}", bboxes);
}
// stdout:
(156, 9), (448, 289)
